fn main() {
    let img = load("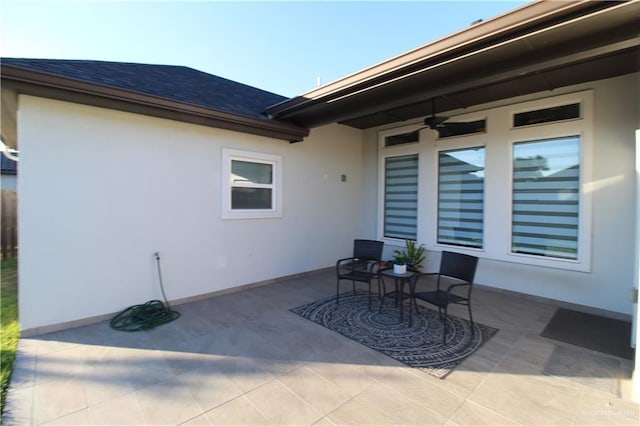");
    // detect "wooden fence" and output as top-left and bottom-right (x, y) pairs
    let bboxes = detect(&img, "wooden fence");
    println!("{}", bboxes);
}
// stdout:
(1, 190), (18, 259)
